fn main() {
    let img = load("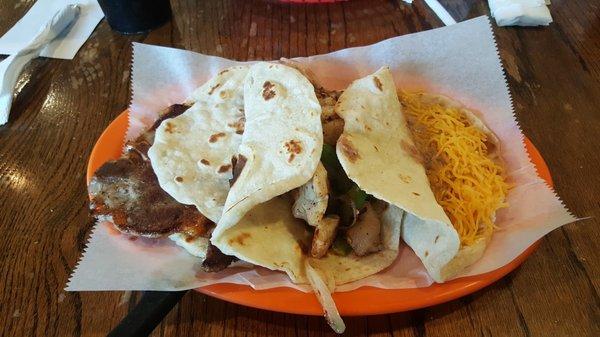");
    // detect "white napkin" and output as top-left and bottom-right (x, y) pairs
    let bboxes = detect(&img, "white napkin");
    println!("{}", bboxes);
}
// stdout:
(0, 5), (80, 125)
(0, 0), (103, 60)
(489, 0), (553, 26)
